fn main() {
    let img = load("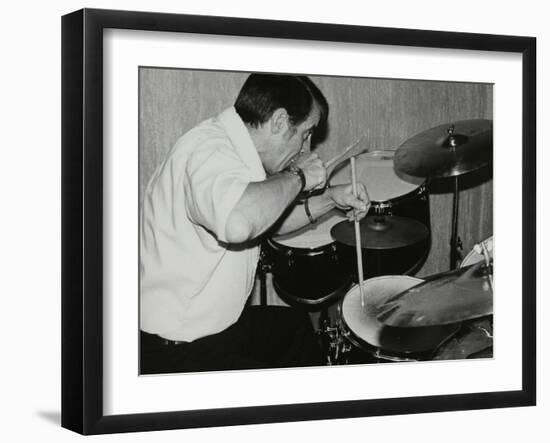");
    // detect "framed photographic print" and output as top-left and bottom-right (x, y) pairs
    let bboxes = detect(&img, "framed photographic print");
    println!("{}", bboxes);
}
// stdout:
(61, 8), (536, 435)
